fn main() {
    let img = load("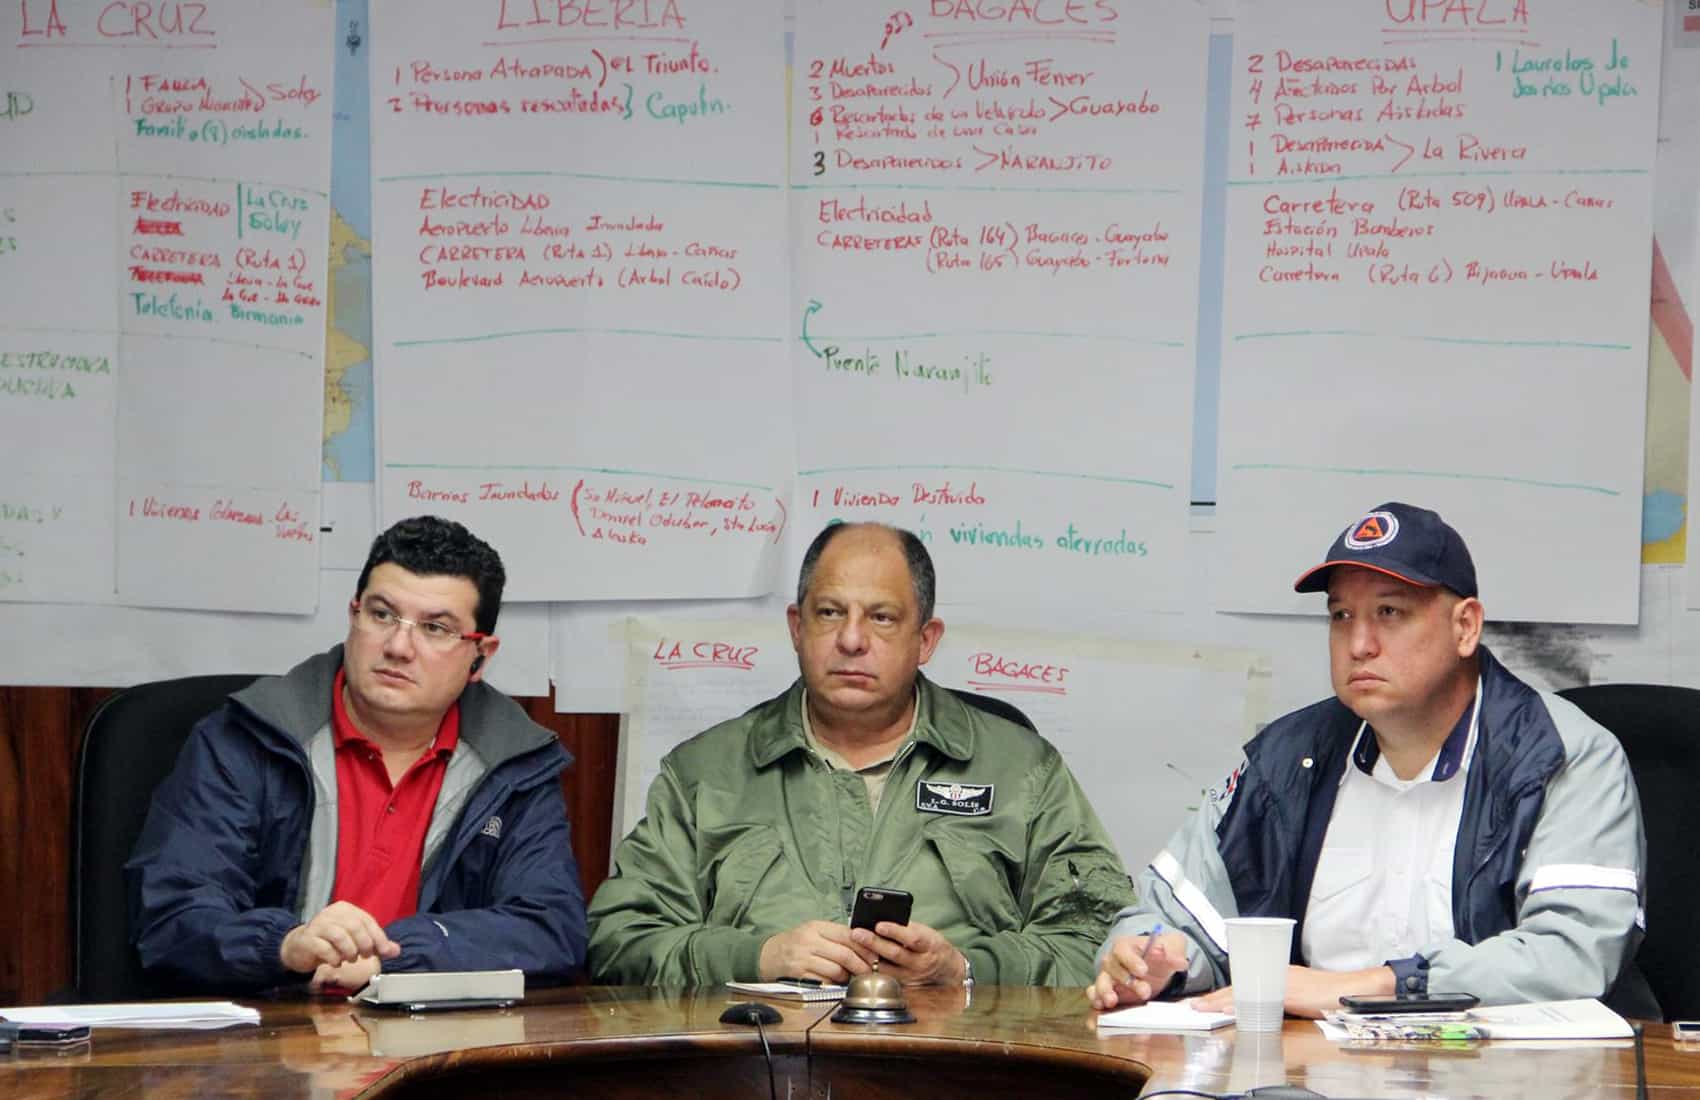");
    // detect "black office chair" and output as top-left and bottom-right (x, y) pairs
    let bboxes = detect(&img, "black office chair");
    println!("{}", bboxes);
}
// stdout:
(947, 687), (1037, 732)
(1559, 683), (1700, 1021)
(737, 681), (1037, 732)
(71, 674), (257, 1003)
